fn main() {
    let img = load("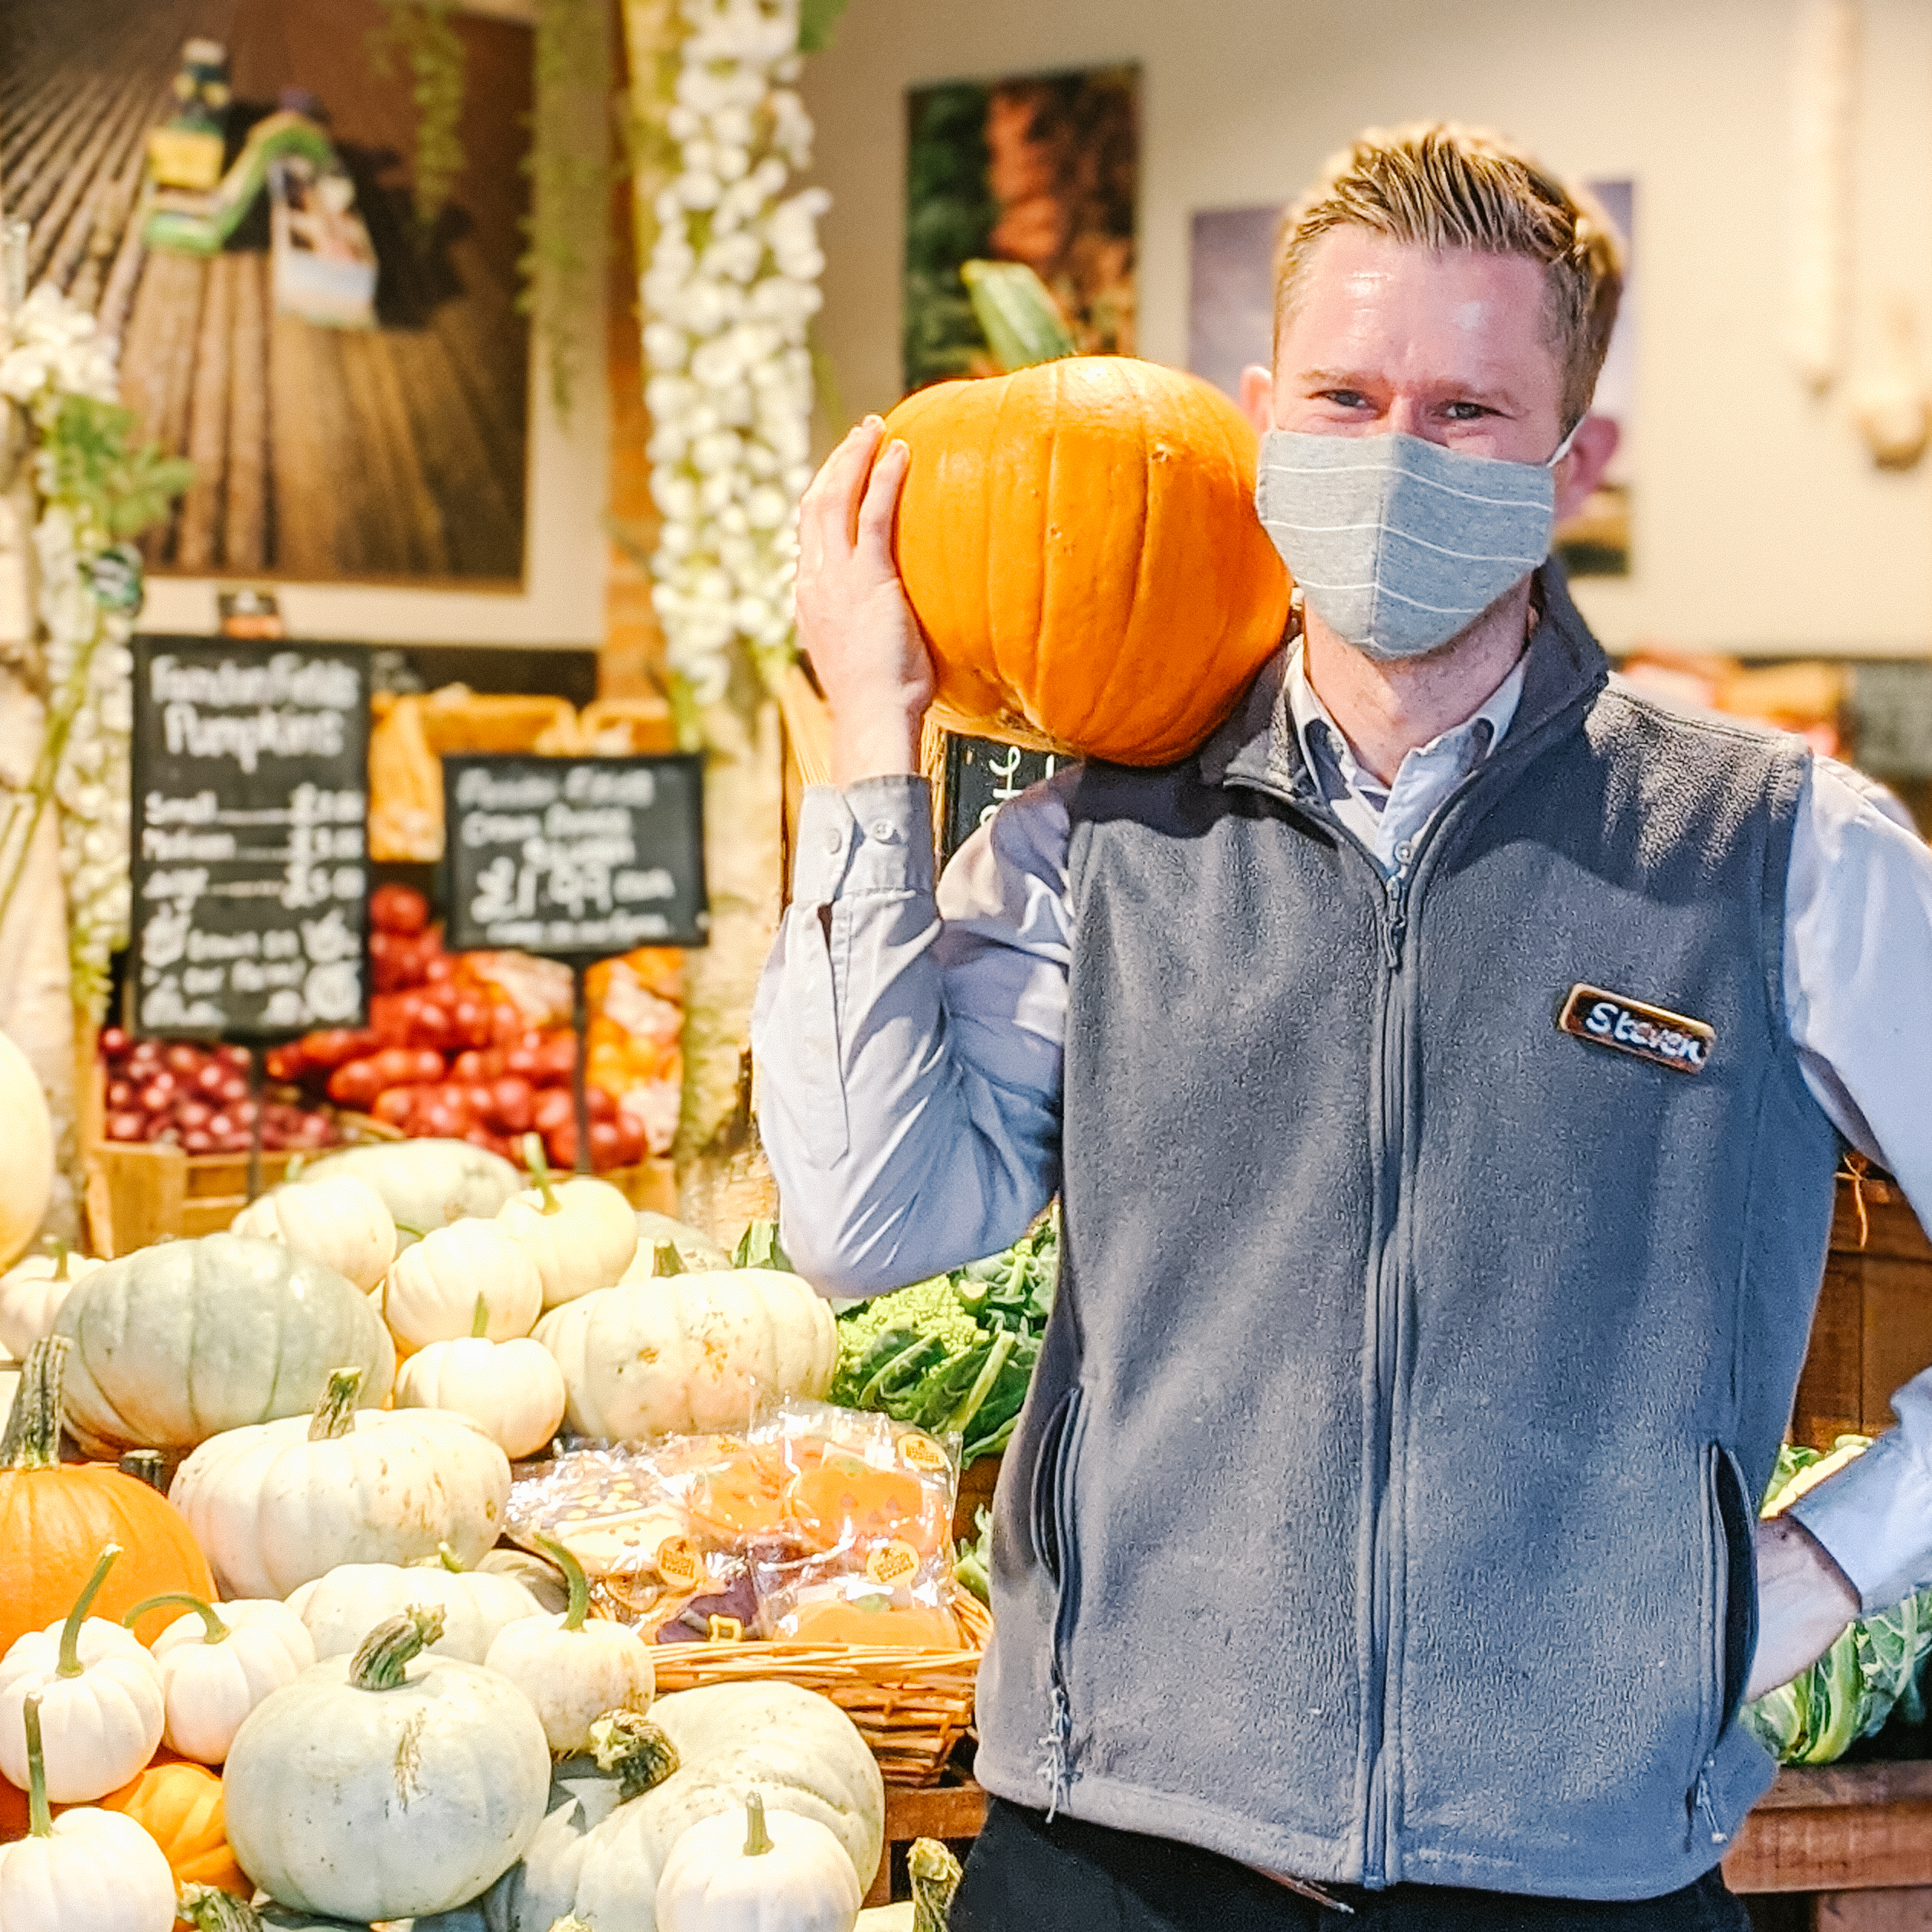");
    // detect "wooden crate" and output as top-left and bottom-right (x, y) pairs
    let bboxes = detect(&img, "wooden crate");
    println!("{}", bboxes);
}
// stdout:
(1728, 1763), (1932, 1896)
(1792, 1172), (1932, 1451)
